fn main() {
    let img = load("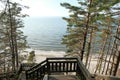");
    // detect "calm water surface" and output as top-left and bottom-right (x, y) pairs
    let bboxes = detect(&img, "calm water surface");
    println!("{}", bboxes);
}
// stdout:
(23, 17), (67, 51)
